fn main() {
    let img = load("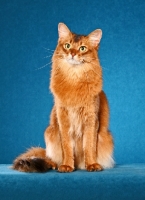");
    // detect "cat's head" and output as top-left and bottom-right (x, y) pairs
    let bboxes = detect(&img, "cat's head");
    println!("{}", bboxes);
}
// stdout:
(53, 23), (102, 66)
